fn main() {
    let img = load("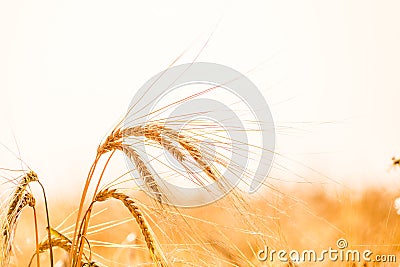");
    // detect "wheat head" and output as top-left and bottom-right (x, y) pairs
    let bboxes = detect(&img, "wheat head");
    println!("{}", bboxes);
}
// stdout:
(94, 188), (167, 267)
(1, 171), (38, 267)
